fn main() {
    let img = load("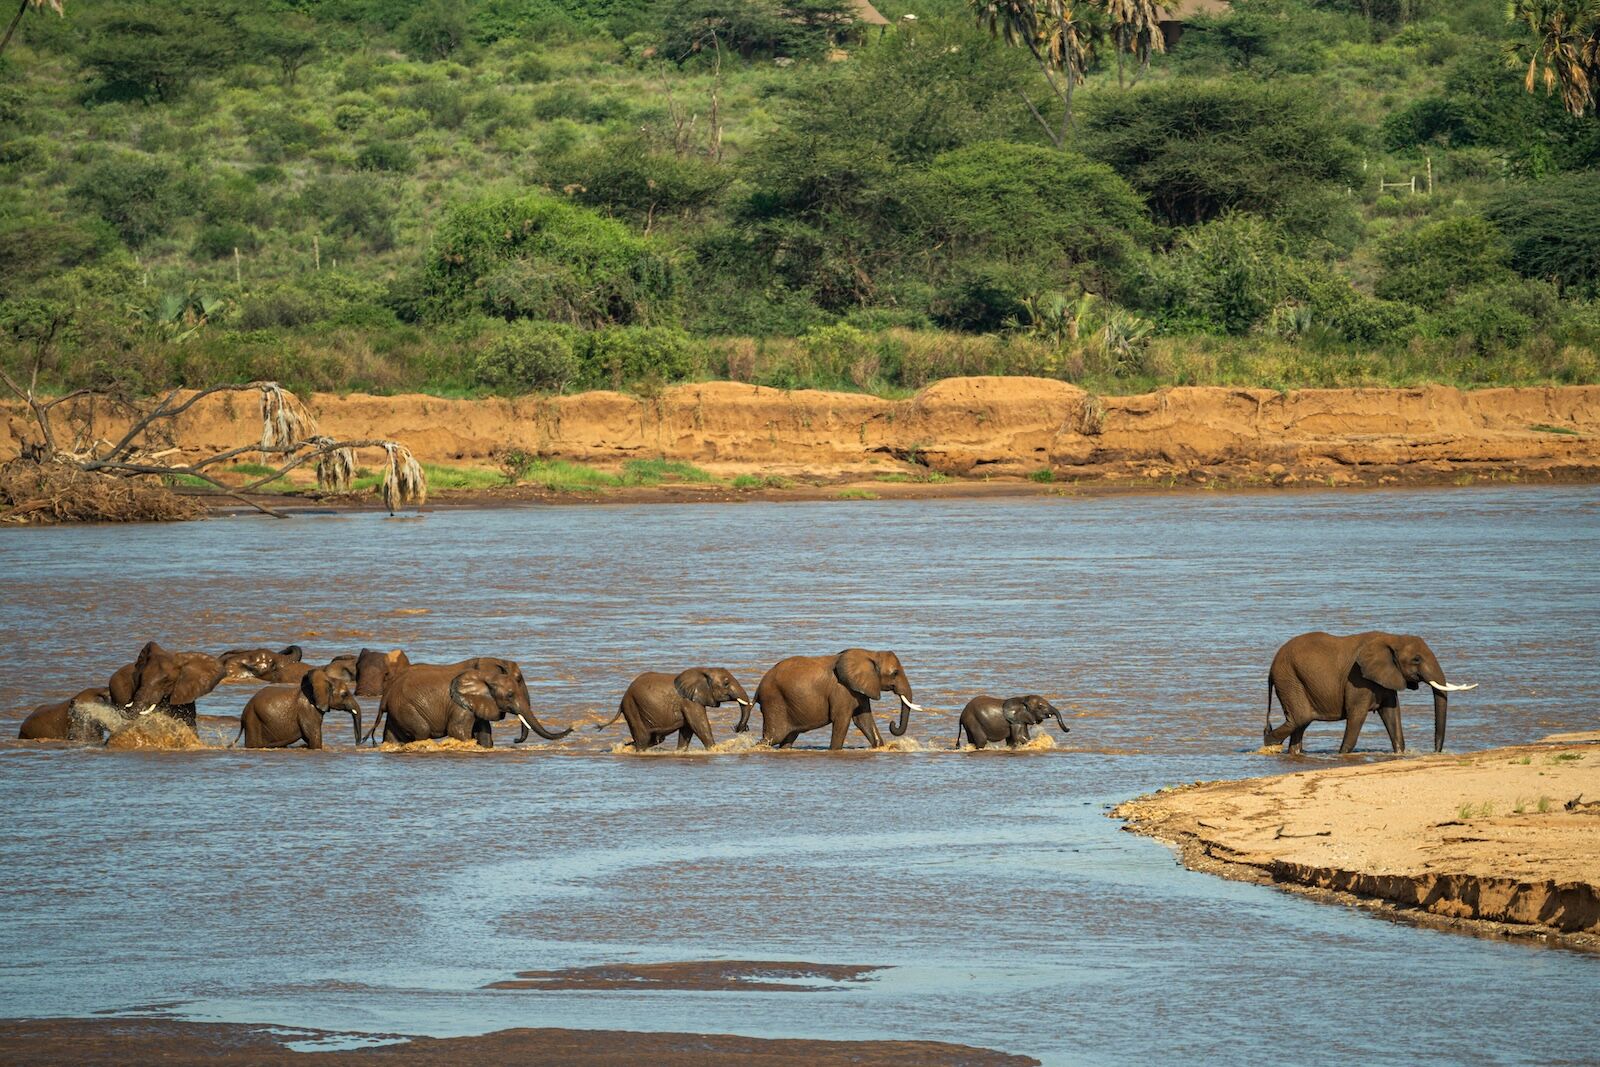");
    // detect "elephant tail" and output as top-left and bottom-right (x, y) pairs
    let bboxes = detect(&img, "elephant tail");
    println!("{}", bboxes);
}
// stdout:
(1266, 677), (1276, 730)
(229, 720), (244, 748)
(953, 720), (964, 750)
(361, 709), (385, 746)
(594, 703), (625, 731)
